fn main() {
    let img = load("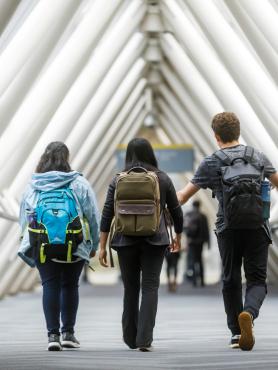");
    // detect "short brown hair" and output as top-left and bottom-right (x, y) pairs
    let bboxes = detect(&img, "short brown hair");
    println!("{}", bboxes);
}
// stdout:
(211, 112), (240, 143)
